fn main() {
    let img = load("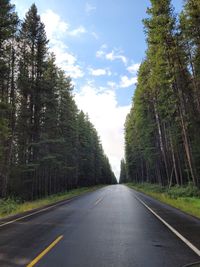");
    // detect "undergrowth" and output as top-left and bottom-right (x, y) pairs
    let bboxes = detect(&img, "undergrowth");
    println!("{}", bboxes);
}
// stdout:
(0, 185), (104, 218)
(126, 182), (200, 219)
